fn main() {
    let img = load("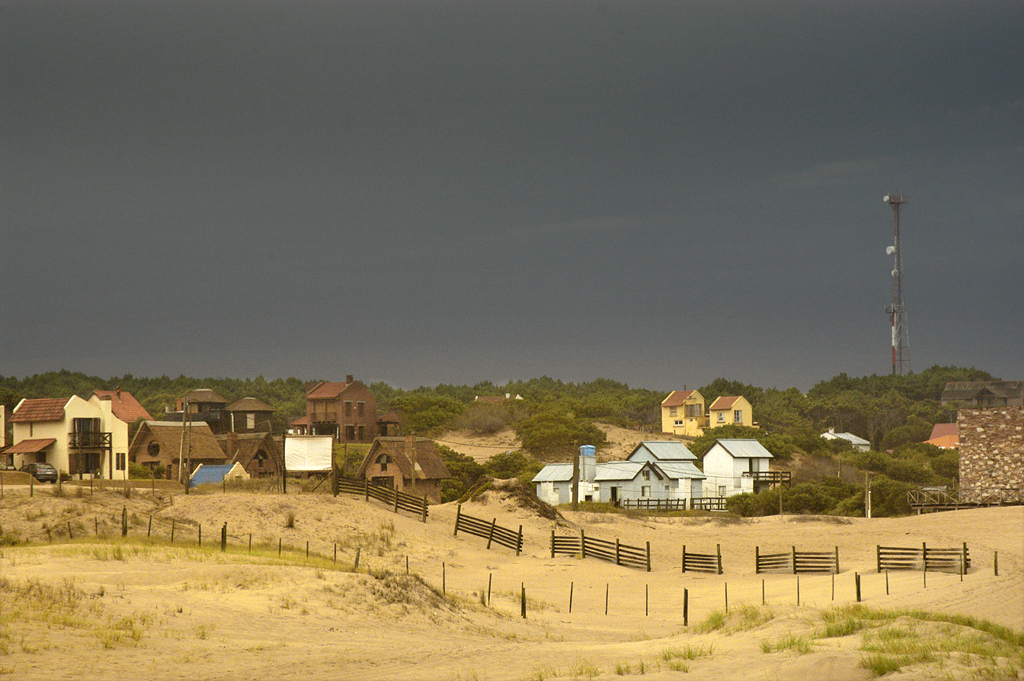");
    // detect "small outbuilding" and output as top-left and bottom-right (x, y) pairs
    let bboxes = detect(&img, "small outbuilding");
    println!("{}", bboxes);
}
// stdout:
(356, 437), (451, 503)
